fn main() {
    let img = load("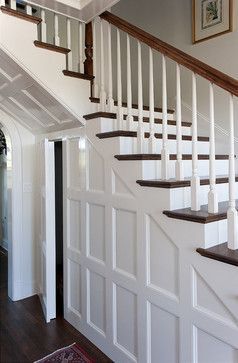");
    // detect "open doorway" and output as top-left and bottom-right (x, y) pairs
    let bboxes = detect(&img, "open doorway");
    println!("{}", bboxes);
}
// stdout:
(54, 141), (63, 317)
(0, 129), (12, 300)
